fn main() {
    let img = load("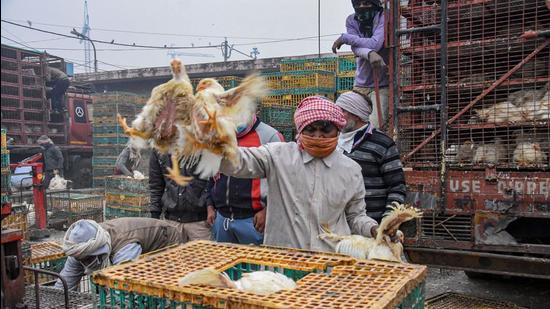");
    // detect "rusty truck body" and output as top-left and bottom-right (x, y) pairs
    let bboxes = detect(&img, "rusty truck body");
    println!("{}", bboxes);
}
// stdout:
(388, 0), (550, 278)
